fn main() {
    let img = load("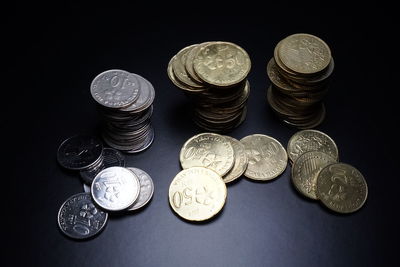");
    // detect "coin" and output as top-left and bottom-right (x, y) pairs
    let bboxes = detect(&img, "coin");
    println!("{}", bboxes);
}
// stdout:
(316, 163), (368, 213)
(184, 43), (207, 84)
(120, 74), (155, 113)
(91, 167), (140, 211)
(57, 193), (108, 239)
(240, 134), (288, 181)
(83, 183), (91, 193)
(57, 135), (103, 170)
(180, 133), (235, 176)
(90, 69), (140, 108)
(278, 33), (331, 75)
(222, 136), (248, 183)
(172, 45), (205, 89)
(169, 167), (227, 221)
(193, 42), (251, 87)
(127, 168), (154, 211)
(291, 151), (337, 199)
(287, 129), (339, 163)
